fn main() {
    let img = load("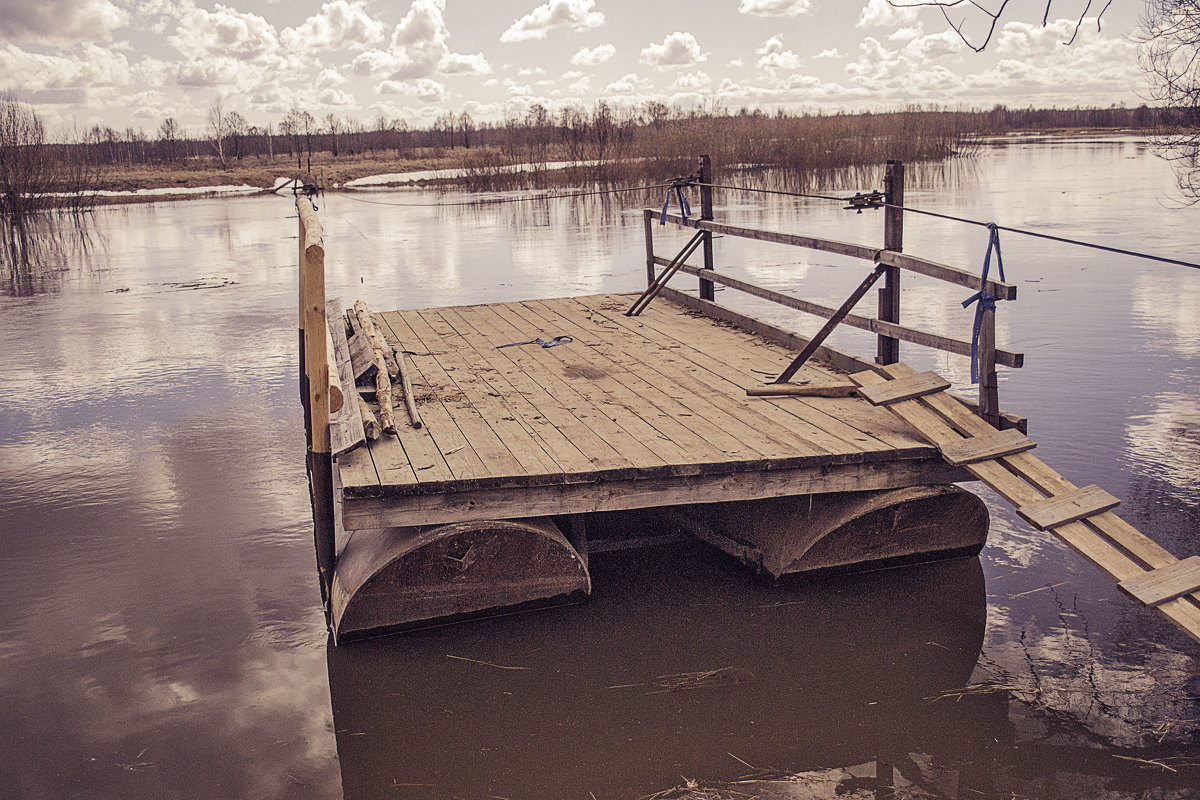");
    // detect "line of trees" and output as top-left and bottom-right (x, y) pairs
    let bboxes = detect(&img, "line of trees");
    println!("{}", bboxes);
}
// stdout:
(42, 100), (1163, 173)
